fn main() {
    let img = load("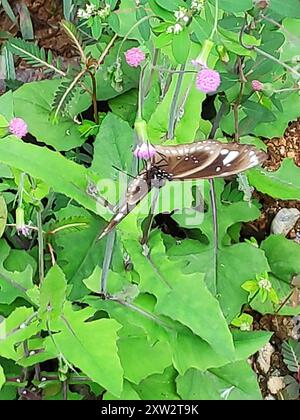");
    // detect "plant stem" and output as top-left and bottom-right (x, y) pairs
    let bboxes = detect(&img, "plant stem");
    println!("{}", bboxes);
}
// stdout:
(210, 0), (219, 40)
(167, 64), (185, 140)
(88, 71), (99, 124)
(209, 178), (218, 296)
(233, 57), (246, 142)
(96, 33), (118, 68)
(100, 230), (116, 294)
(141, 187), (160, 245)
(36, 209), (44, 283)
